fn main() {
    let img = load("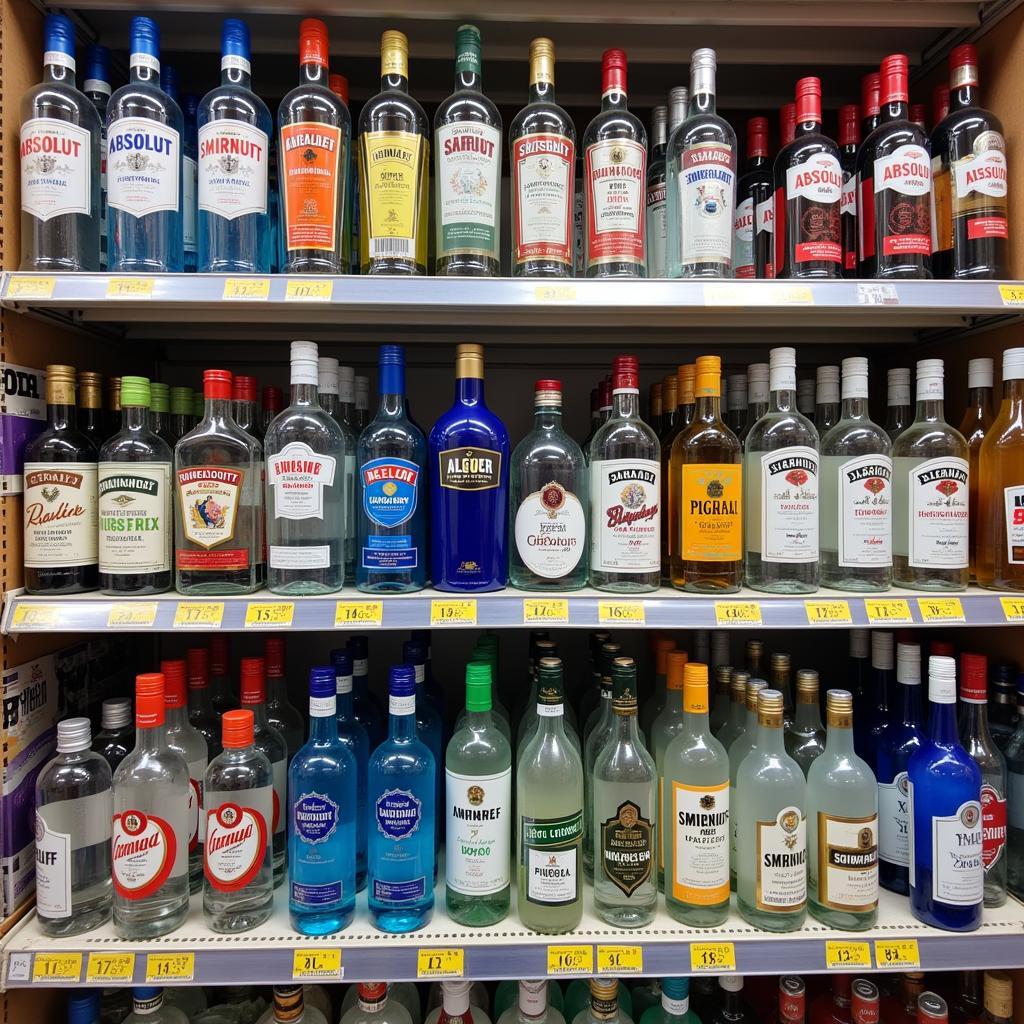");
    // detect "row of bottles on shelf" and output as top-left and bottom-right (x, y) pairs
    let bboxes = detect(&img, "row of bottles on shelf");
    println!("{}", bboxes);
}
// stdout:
(35, 625), (1024, 939)
(20, 14), (1004, 280)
